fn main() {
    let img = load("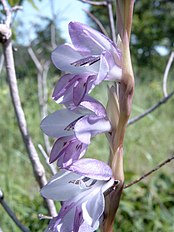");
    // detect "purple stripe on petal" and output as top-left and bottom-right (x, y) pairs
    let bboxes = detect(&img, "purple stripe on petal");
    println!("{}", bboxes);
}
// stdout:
(40, 109), (87, 138)
(66, 158), (112, 180)
(52, 74), (75, 101)
(50, 136), (73, 163)
(73, 206), (84, 232)
(73, 75), (95, 106)
(51, 43), (98, 74)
